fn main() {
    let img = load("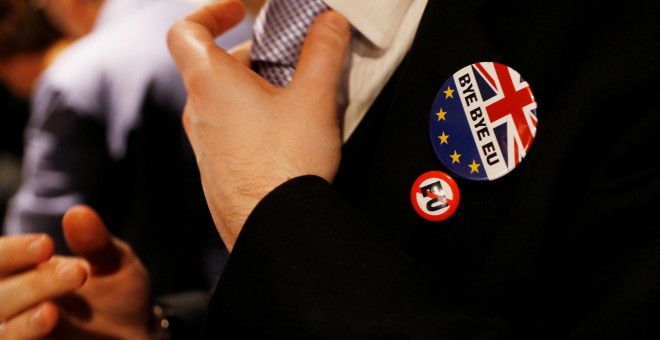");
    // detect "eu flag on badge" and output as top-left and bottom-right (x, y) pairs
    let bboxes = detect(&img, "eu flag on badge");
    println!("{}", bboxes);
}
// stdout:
(429, 62), (538, 181)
